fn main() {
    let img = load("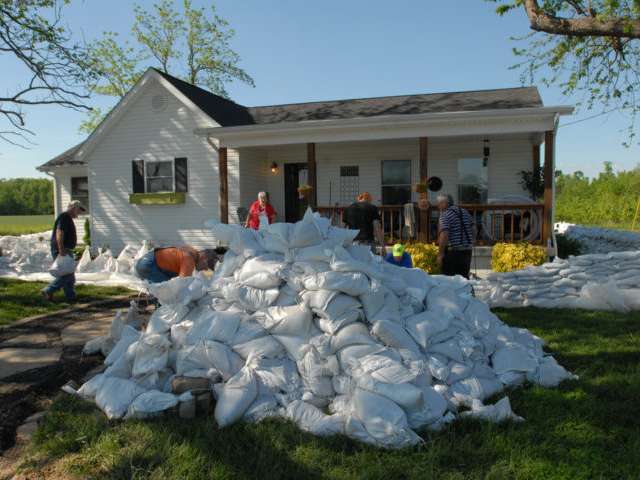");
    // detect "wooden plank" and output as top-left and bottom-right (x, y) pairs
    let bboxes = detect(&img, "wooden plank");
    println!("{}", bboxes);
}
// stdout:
(533, 144), (540, 176)
(307, 143), (317, 209)
(543, 131), (554, 243)
(218, 146), (228, 224)
(419, 137), (428, 242)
